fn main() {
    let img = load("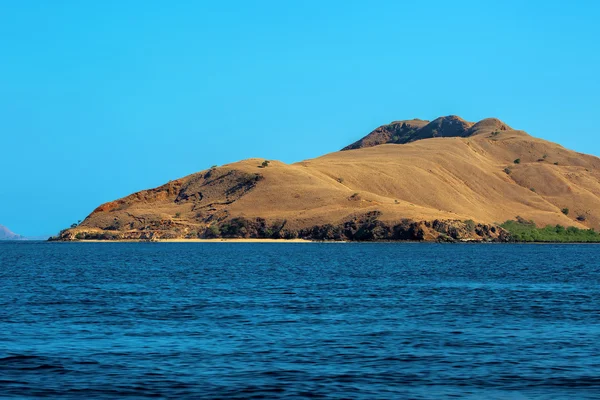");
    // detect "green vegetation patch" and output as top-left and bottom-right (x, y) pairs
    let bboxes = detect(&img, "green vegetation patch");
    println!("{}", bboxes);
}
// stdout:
(501, 218), (600, 243)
